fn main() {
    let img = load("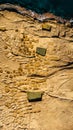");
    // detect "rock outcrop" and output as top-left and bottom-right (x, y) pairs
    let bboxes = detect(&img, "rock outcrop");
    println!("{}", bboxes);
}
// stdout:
(0, 3), (67, 24)
(0, 10), (73, 130)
